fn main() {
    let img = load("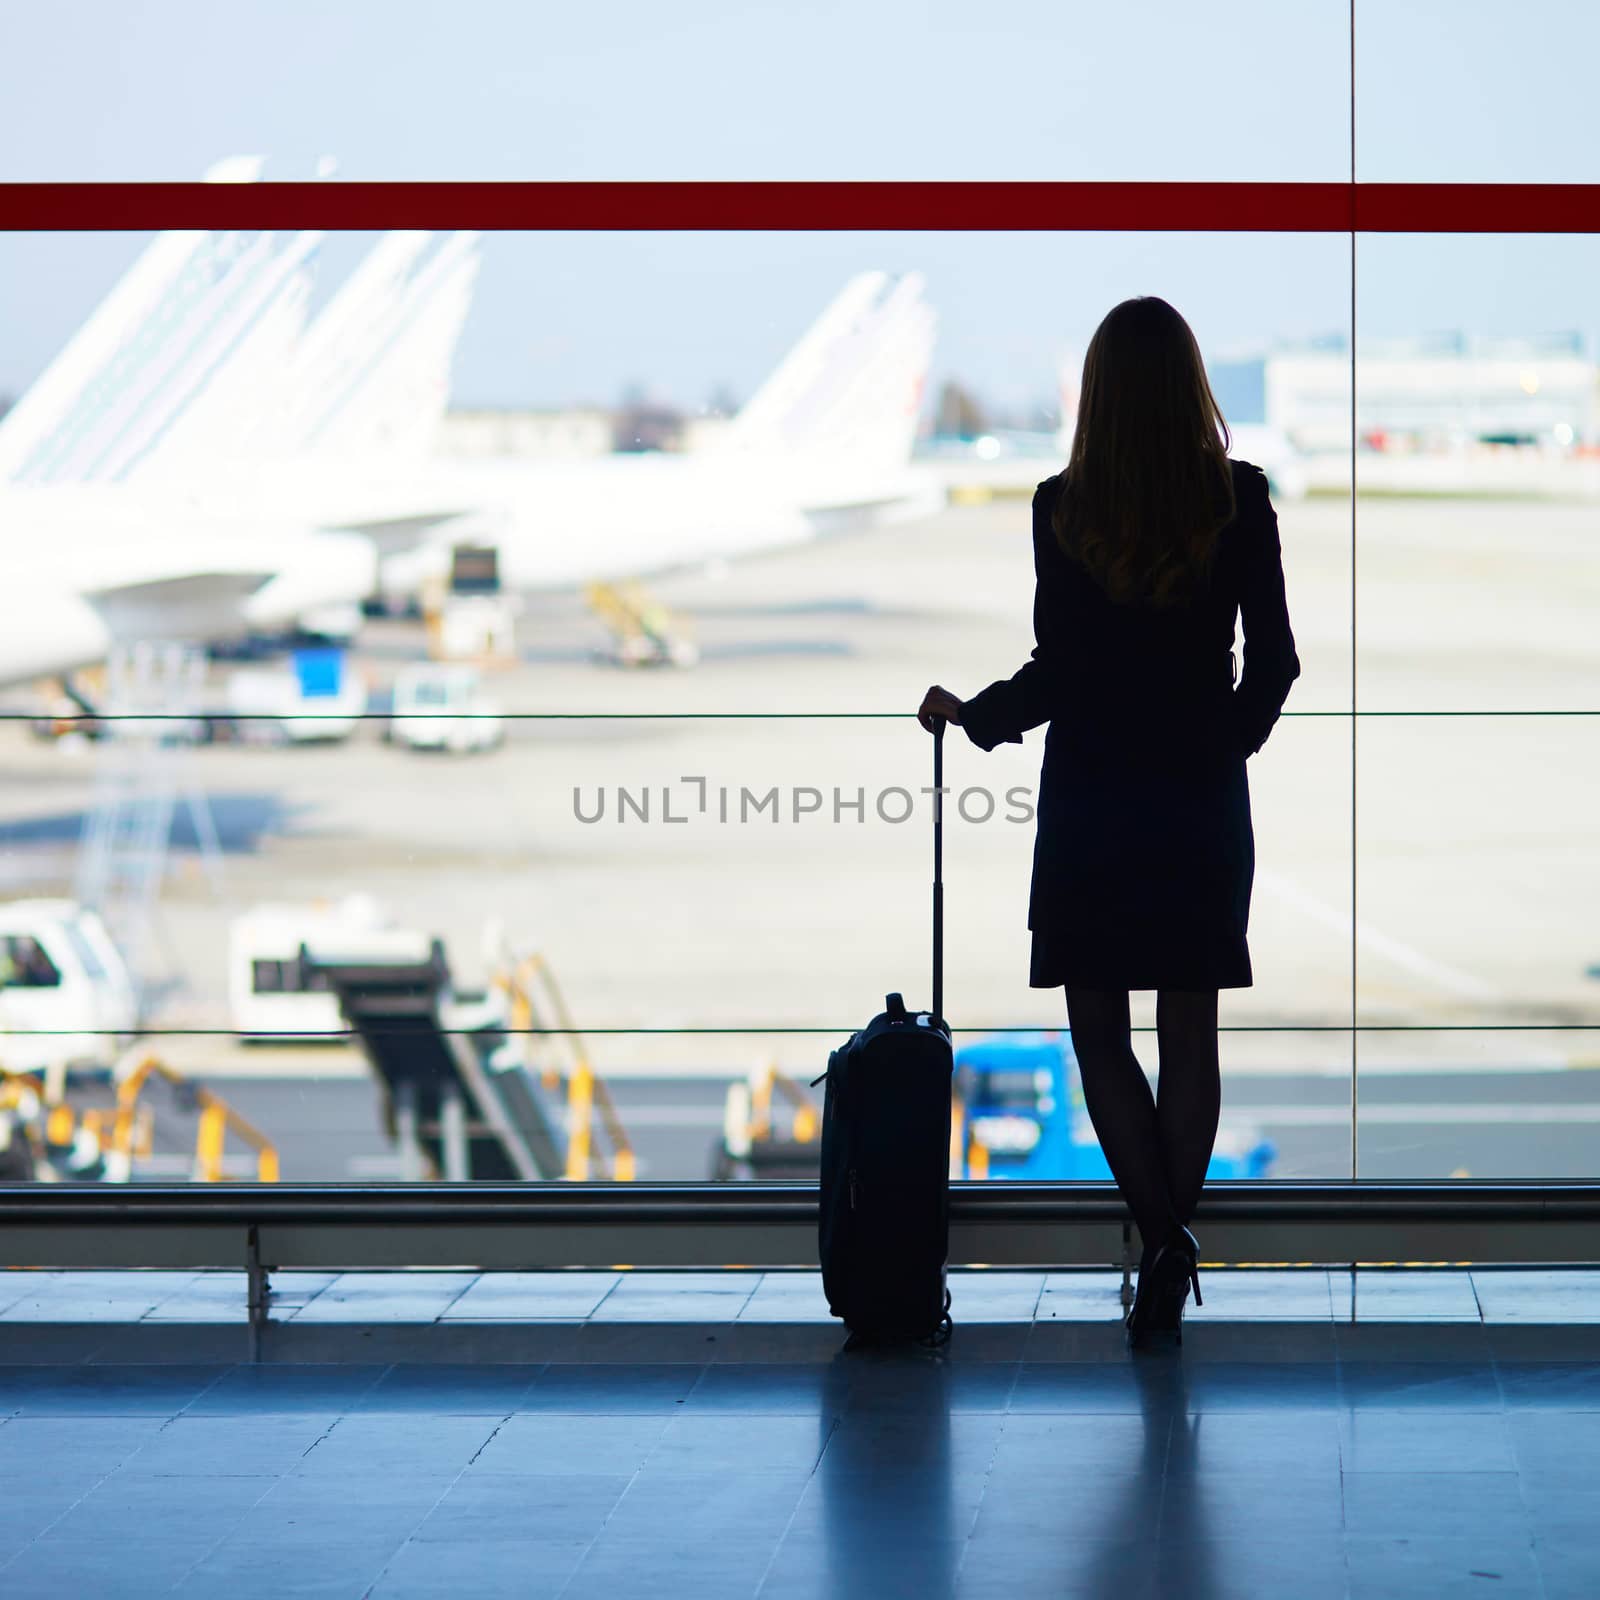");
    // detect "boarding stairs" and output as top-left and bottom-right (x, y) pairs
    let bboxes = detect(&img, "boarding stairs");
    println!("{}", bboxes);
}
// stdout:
(301, 933), (573, 1181)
